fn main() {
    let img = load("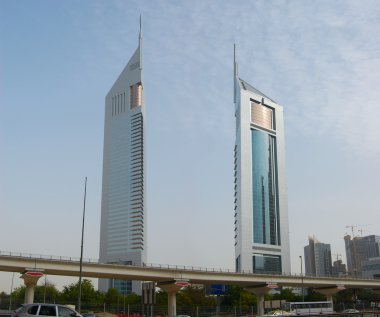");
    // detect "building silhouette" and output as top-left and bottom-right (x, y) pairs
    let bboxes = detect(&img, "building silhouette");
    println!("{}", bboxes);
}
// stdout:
(345, 234), (380, 277)
(233, 48), (291, 274)
(99, 21), (146, 294)
(304, 236), (332, 277)
(361, 257), (380, 279)
(331, 259), (347, 277)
